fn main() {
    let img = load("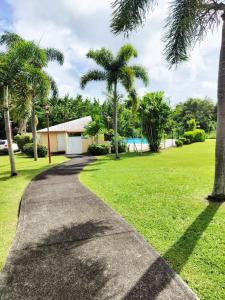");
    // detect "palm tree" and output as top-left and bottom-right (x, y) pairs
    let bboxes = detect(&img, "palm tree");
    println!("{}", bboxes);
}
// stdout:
(80, 44), (149, 158)
(111, 0), (225, 201)
(0, 32), (64, 161)
(0, 41), (45, 175)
